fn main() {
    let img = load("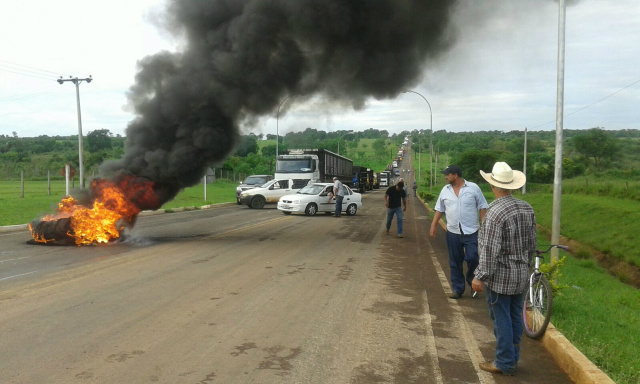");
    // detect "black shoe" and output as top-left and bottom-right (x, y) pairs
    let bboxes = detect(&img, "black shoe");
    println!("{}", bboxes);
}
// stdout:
(449, 292), (462, 299)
